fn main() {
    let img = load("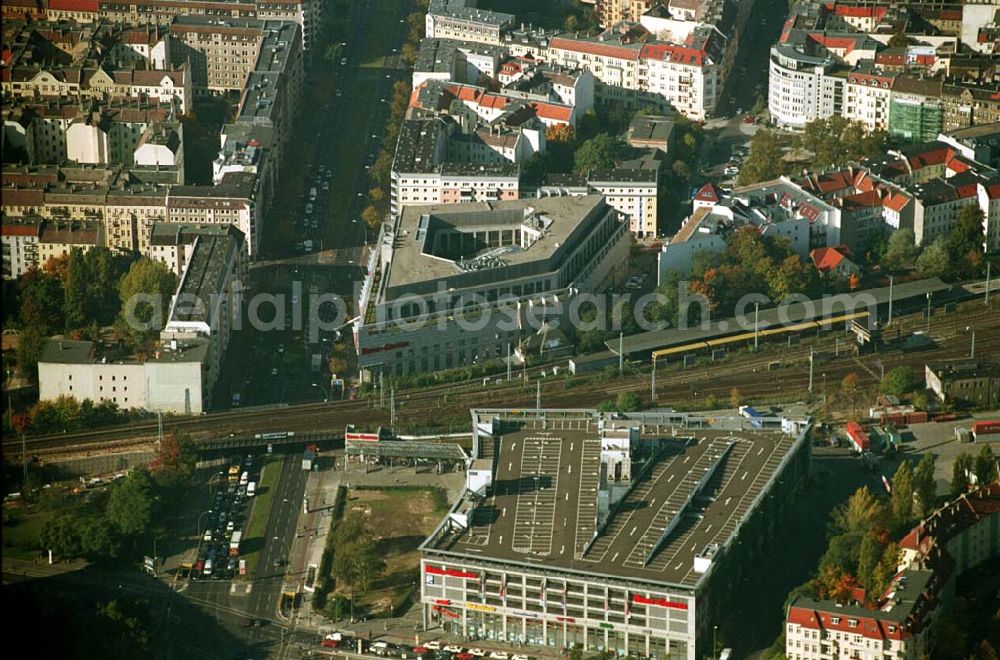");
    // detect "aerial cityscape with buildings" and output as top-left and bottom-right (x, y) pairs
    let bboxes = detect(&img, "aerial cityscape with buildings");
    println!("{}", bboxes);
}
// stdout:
(1, 0), (998, 658)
